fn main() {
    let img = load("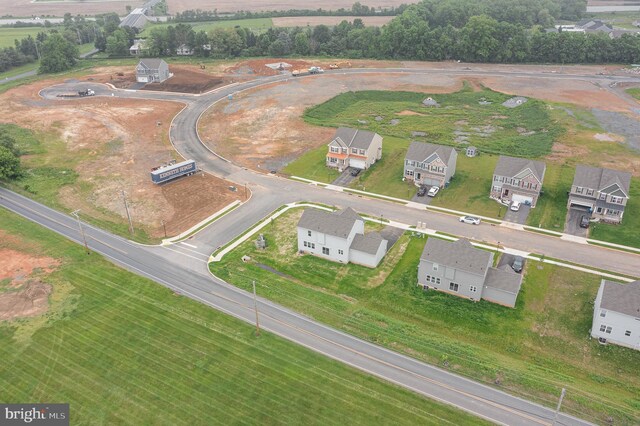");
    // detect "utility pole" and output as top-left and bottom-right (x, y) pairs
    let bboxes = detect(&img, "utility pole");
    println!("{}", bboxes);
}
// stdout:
(252, 280), (260, 337)
(71, 210), (90, 254)
(552, 388), (566, 425)
(122, 190), (134, 235)
(161, 219), (167, 238)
